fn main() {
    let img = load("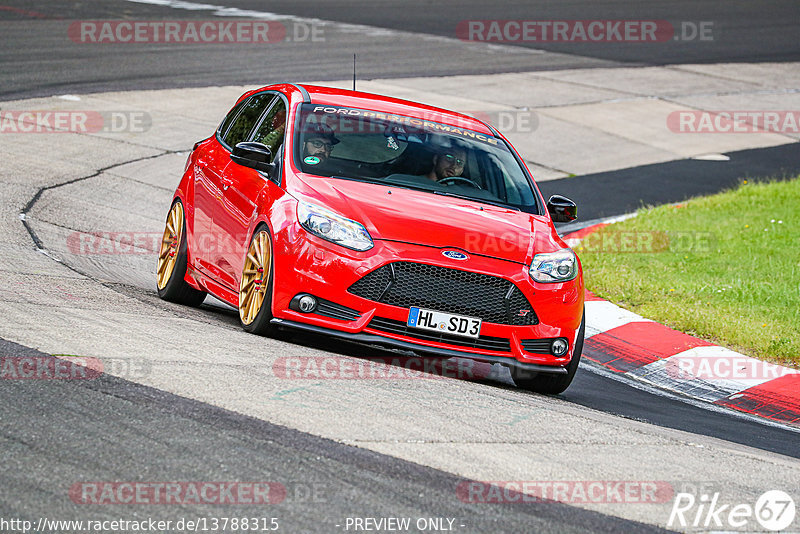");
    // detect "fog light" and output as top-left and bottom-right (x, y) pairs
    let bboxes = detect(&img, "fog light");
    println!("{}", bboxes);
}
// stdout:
(551, 338), (568, 356)
(298, 295), (317, 313)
